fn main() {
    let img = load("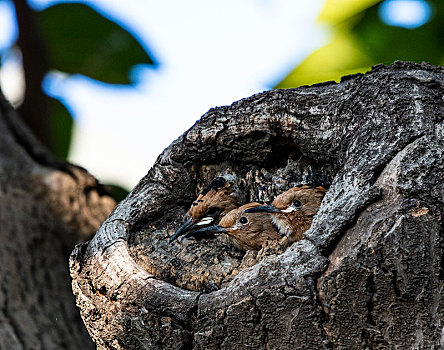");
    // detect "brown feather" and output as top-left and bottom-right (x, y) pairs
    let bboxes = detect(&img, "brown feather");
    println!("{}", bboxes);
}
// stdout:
(220, 203), (281, 251)
(188, 182), (238, 222)
(272, 185), (326, 242)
